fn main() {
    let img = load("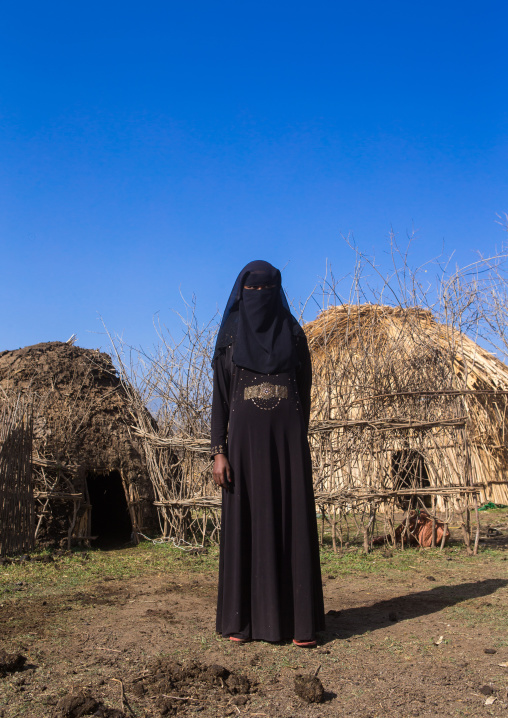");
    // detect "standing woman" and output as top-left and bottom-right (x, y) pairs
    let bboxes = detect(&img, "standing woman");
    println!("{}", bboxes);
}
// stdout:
(211, 260), (325, 646)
